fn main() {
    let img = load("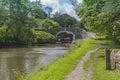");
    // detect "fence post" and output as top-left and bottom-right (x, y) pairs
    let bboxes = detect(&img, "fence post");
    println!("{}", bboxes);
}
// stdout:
(102, 43), (111, 70)
(105, 49), (111, 70)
